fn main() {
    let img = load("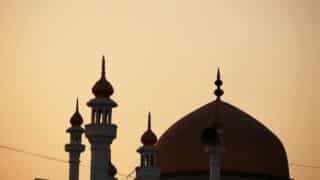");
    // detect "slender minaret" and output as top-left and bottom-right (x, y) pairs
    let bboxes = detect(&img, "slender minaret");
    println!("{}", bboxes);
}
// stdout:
(136, 112), (160, 180)
(85, 56), (118, 180)
(201, 69), (225, 180)
(65, 98), (85, 180)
